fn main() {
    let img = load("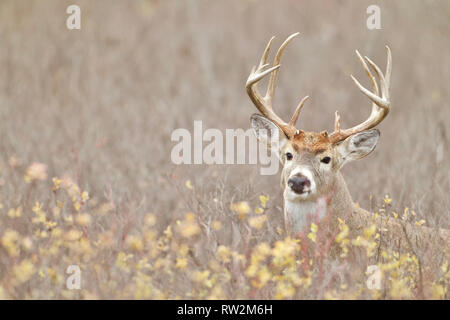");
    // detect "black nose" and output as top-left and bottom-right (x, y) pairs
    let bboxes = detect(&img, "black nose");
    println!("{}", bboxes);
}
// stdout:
(288, 175), (311, 194)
